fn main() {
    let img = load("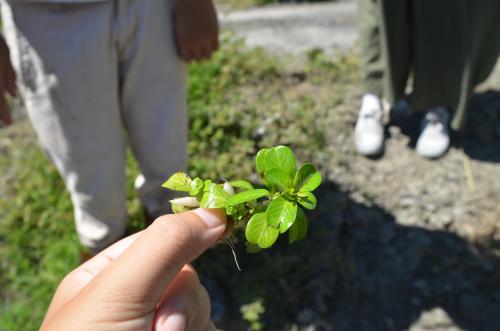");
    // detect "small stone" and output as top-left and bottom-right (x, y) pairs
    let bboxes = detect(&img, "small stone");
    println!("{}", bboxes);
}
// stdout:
(408, 307), (461, 331)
